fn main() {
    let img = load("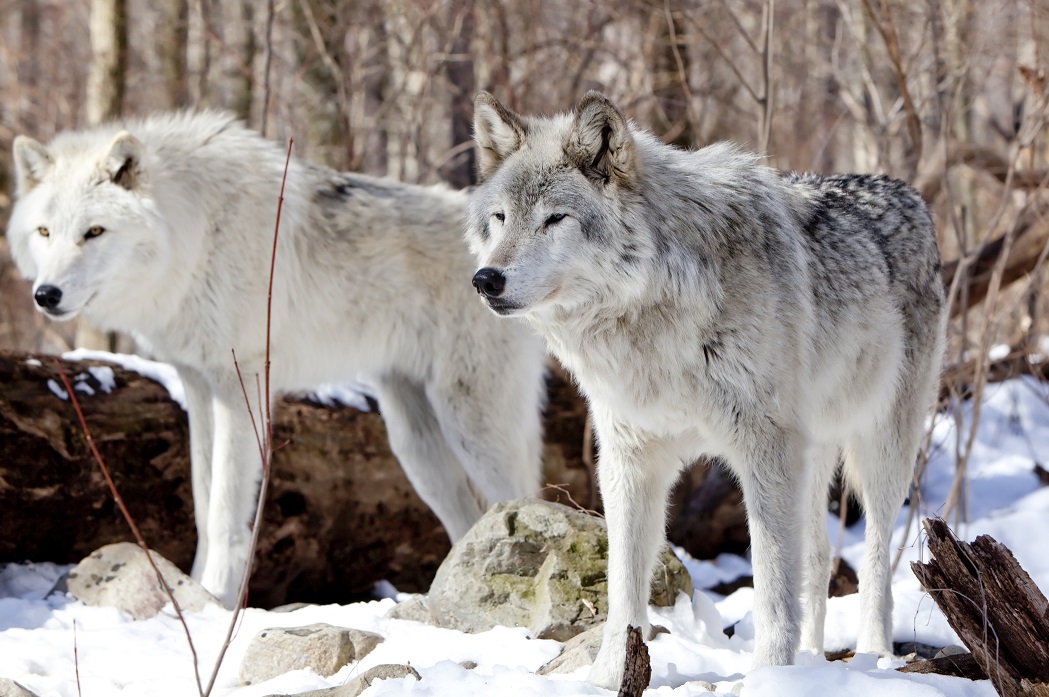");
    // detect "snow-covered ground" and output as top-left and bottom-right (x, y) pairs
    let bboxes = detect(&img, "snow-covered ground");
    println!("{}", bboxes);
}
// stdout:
(2, 371), (1048, 697)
